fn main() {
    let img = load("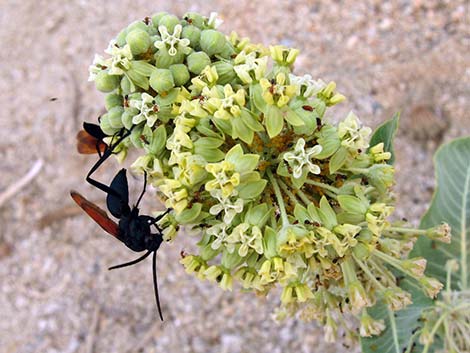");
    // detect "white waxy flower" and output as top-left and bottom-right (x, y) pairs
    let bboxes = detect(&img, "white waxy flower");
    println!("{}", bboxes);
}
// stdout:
(283, 138), (322, 178)
(155, 24), (191, 56)
(104, 42), (133, 75)
(225, 223), (263, 257)
(209, 191), (244, 224)
(129, 93), (159, 127)
(208, 12), (223, 28)
(233, 52), (268, 83)
(288, 74), (326, 98)
(207, 223), (229, 250)
(88, 54), (110, 81)
(338, 112), (372, 150)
